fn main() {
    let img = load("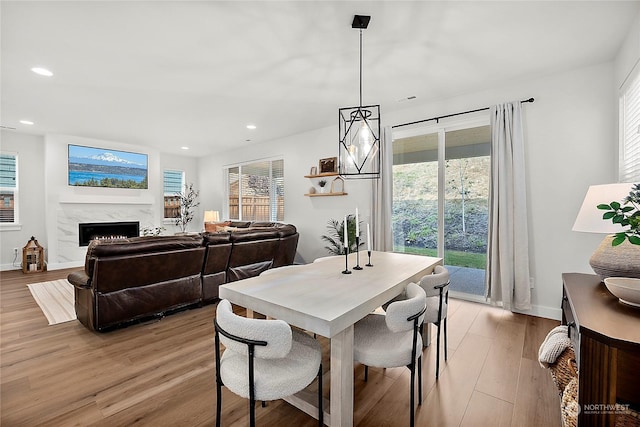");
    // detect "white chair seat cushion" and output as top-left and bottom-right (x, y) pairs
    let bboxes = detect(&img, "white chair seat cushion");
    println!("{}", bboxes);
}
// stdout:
(220, 329), (321, 401)
(423, 296), (447, 324)
(354, 313), (423, 368)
